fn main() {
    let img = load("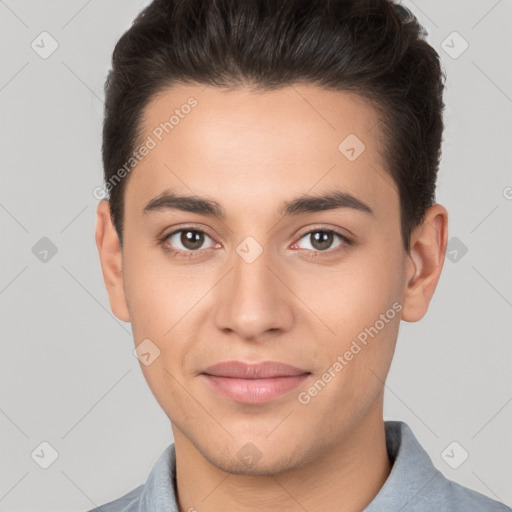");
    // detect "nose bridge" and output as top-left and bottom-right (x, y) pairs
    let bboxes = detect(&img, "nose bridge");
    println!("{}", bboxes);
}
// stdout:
(233, 236), (275, 294)
(213, 234), (294, 338)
